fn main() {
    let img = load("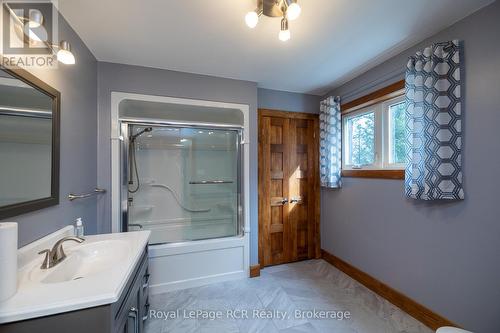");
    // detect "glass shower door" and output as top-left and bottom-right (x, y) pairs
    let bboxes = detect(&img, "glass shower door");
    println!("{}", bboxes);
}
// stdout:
(125, 124), (241, 245)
